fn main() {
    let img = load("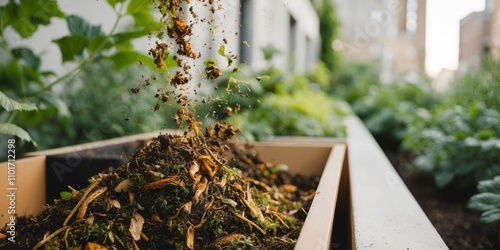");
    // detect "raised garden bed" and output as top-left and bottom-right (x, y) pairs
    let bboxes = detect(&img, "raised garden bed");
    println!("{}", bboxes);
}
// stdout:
(0, 131), (348, 249)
